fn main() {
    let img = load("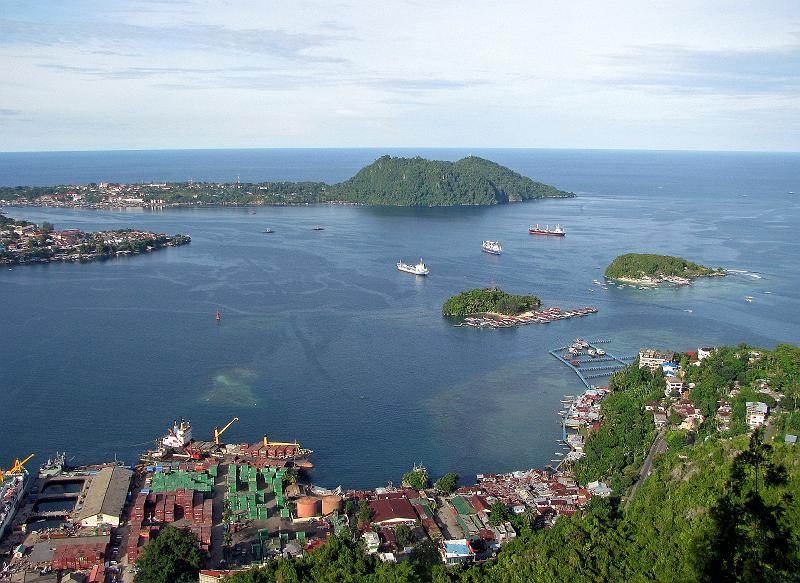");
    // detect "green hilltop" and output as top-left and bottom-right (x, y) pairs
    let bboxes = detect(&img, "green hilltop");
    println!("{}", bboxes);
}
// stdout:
(605, 253), (722, 280)
(329, 155), (573, 206)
